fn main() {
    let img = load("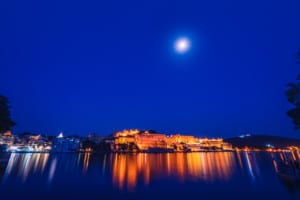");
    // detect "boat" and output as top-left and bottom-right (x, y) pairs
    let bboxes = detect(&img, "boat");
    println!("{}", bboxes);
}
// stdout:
(276, 162), (300, 193)
(276, 160), (300, 180)
(272, 152), (300, 193)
